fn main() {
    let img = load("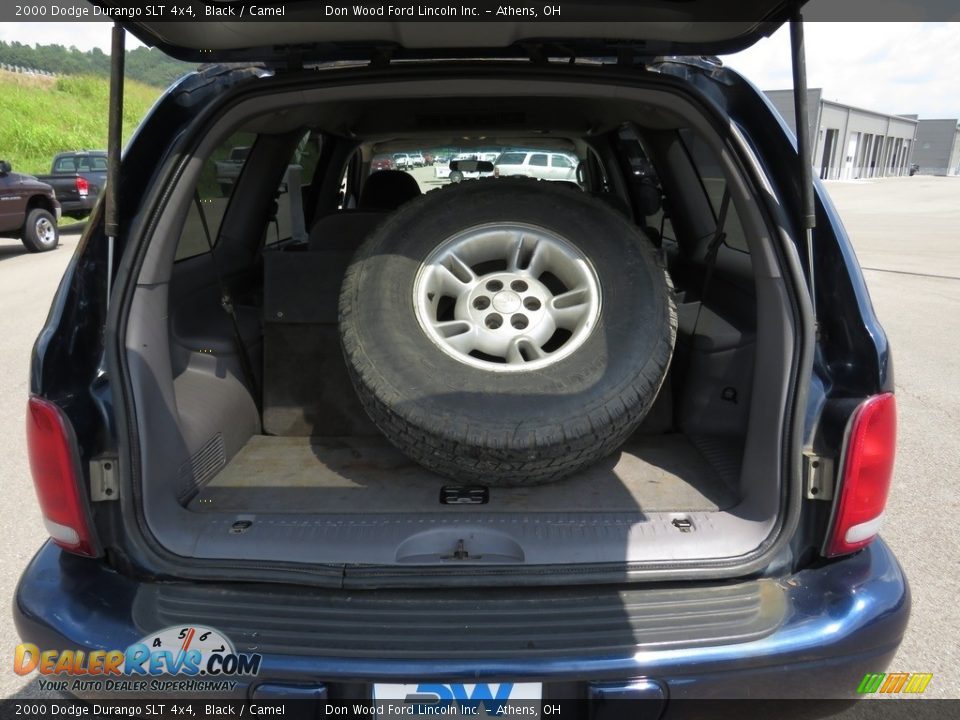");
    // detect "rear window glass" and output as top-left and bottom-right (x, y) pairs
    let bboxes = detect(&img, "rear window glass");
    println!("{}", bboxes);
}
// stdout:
(496, 153), (527, 165)
(54, 157), (76, 172)
(367, 144), (583, 193)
